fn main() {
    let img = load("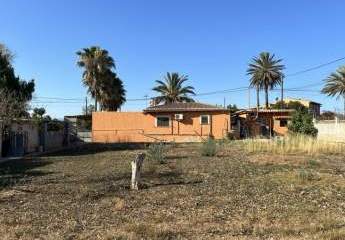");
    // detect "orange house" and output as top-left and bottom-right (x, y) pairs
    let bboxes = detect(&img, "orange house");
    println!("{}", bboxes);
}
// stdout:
(232, 109), (295, 138)
(92, 102), (230, 143)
